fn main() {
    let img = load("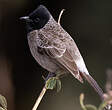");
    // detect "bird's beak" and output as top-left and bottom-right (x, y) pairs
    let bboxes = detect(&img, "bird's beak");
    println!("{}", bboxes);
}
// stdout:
(20, 16), (30, 21)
